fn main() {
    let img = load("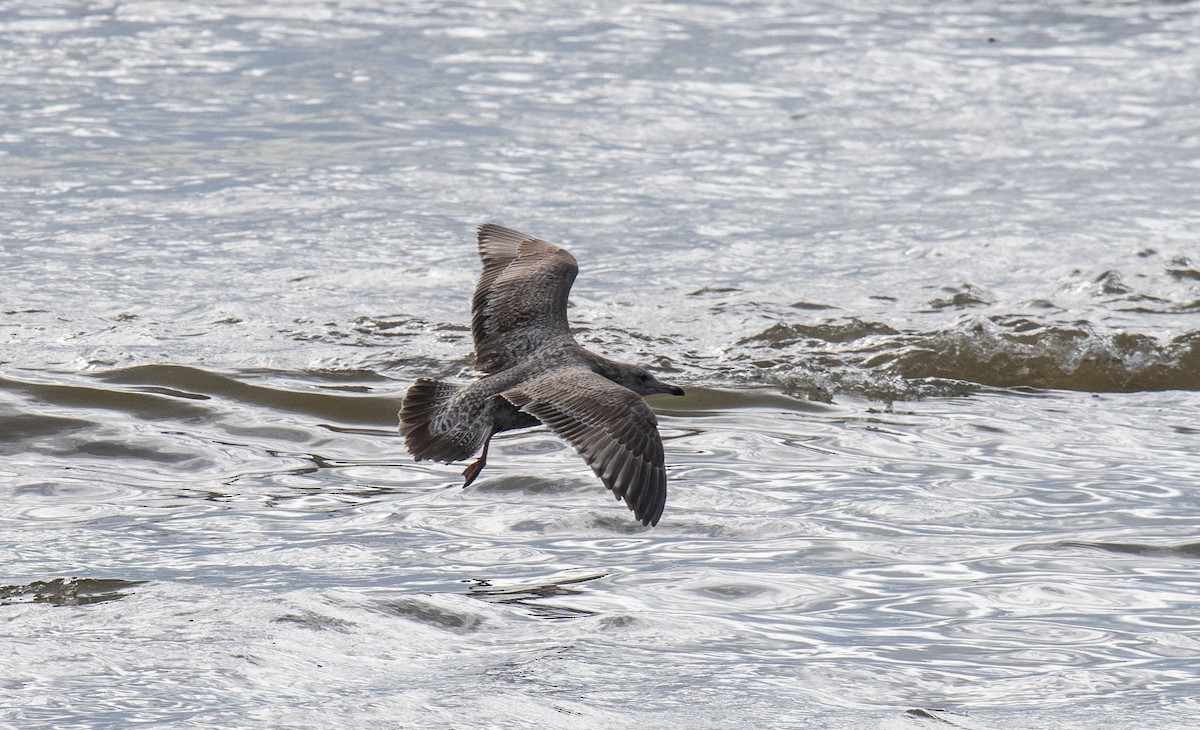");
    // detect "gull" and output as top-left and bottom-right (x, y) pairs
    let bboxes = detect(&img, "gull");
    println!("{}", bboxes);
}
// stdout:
(399, 224), (684, 526)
